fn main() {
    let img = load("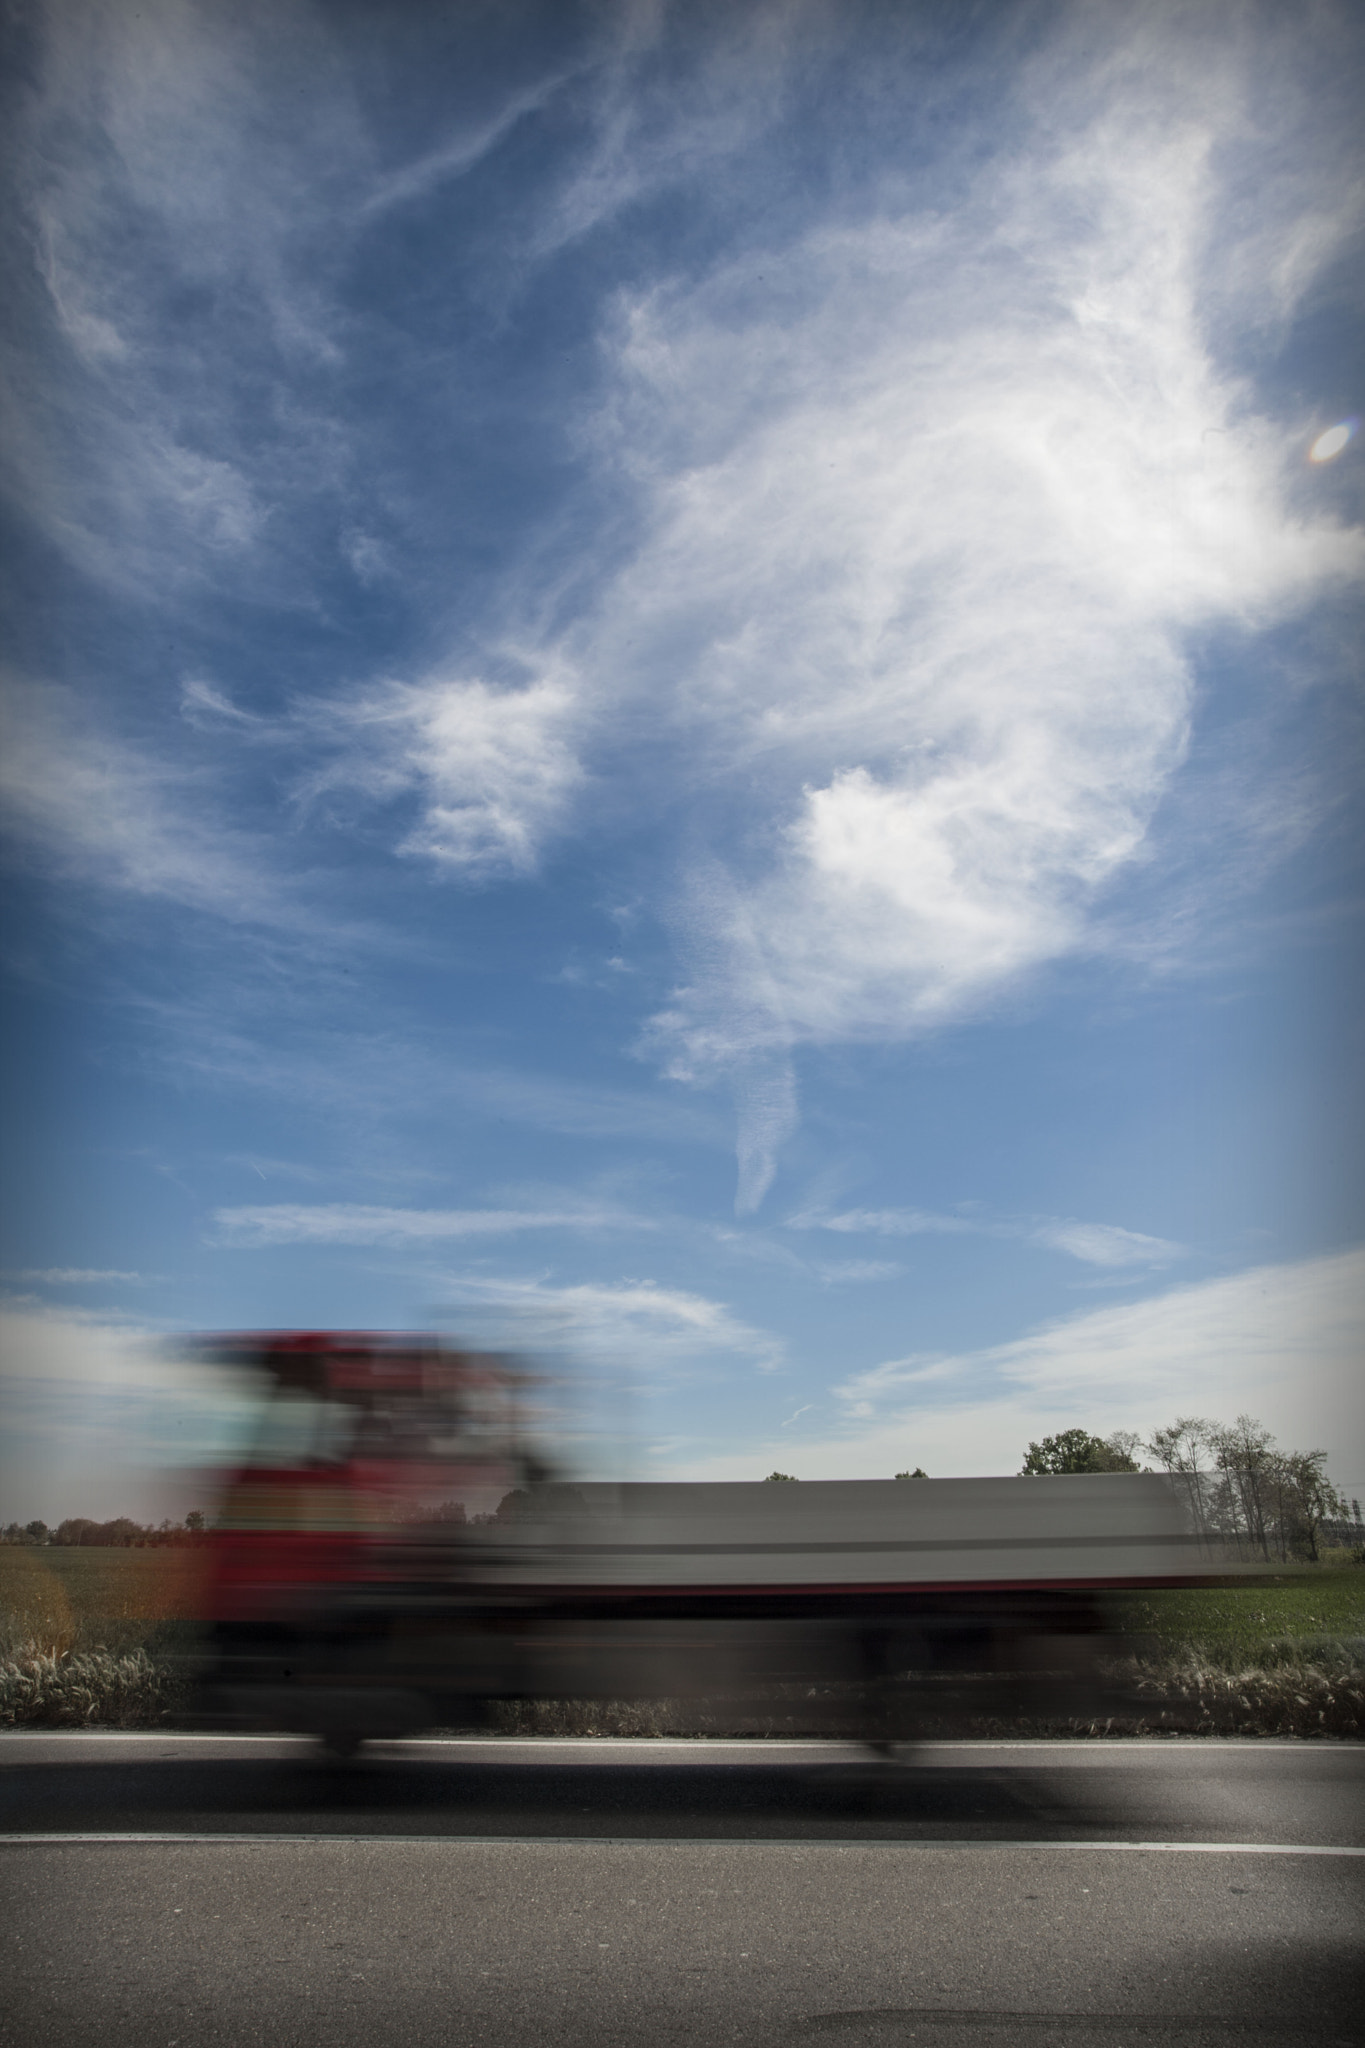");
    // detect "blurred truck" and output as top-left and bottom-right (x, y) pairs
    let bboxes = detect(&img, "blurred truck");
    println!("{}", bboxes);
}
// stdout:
(195, 1331), (1213, 1752)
